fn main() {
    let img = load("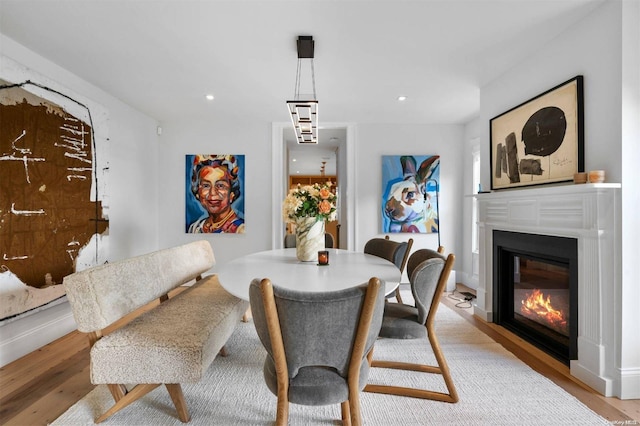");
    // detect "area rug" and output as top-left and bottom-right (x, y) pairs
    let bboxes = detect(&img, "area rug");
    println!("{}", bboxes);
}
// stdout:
(52, 300), (608, 425)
